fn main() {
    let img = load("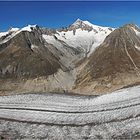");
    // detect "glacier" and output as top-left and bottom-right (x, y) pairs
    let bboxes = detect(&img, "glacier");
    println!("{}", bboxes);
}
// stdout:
(0, 85), (140, 139)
